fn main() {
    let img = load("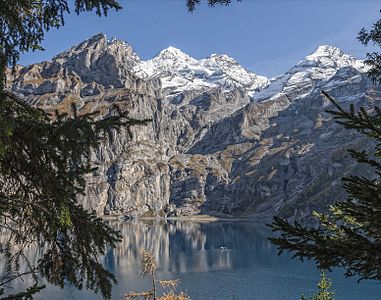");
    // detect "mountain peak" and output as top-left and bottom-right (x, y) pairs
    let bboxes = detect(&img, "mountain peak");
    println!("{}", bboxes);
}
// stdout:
(252, 44), (367, 102)
(208, 53), (238, 65)
(88, 32), (107, 43)
(53, 33), (107, 62)
(295, 44), (365, 71)
(53, 33), (140, 67)
(304, 45), (347, 62)
(157, 46), (192, 61)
